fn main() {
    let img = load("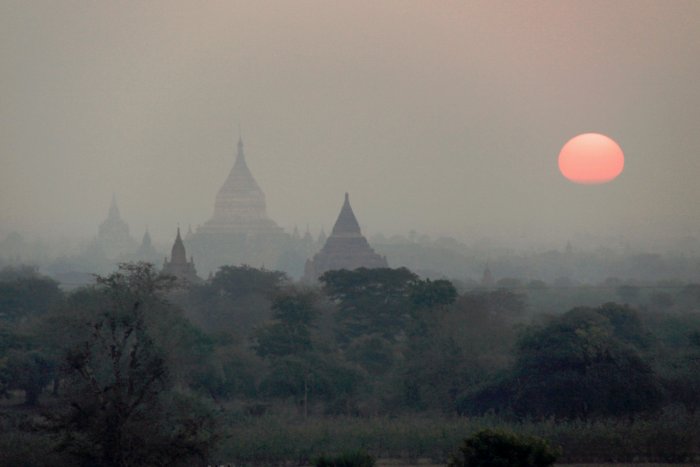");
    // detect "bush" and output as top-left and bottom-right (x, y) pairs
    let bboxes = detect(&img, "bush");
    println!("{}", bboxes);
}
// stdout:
(314, 450), (376, 467)
(448, 429), (558, 467)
